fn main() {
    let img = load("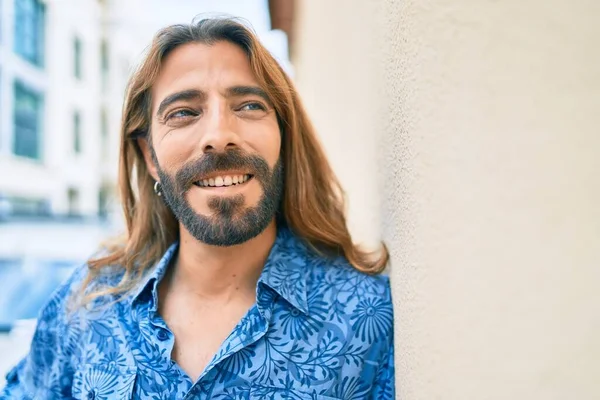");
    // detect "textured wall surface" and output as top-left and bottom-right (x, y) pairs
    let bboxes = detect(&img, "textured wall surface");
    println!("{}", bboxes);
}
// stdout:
(381, 1), (600, 398)
(295, 0), (600, 398)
